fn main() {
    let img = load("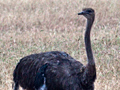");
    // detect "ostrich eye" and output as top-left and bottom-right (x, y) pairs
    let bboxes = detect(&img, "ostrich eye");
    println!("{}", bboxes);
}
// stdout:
(86, 10), (92, 13)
